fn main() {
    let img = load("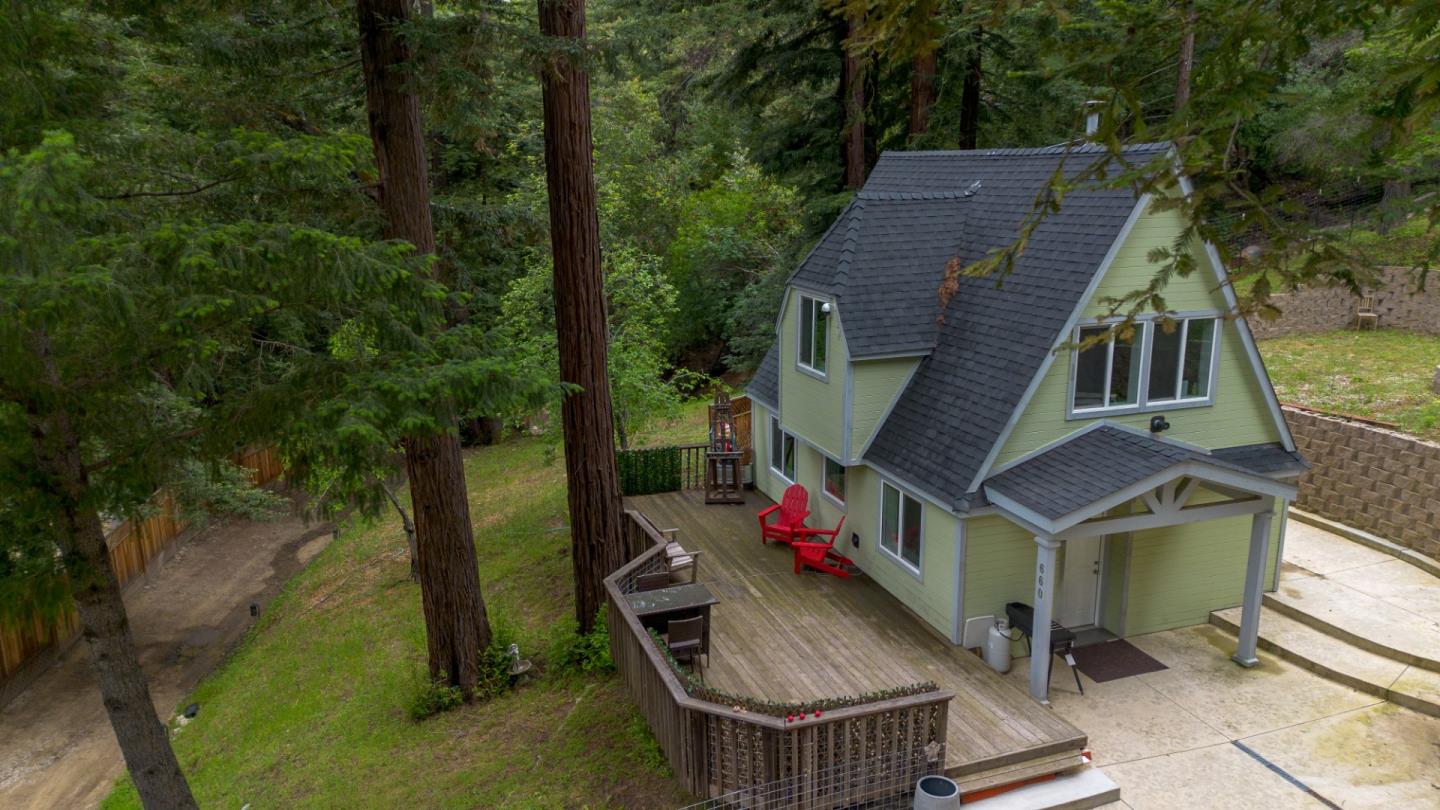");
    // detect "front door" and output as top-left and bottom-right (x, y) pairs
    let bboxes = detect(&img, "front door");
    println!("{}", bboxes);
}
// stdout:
(1057, 535), (1103, 628)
